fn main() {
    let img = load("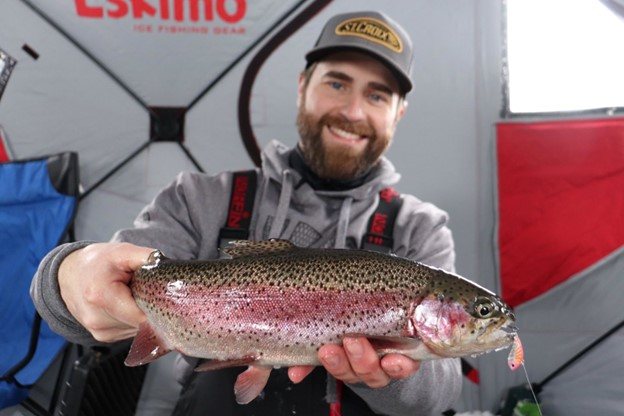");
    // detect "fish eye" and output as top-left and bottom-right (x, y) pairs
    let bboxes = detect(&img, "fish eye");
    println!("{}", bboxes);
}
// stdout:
(478, 304), (491, 317)
(473, 298), (497, 319)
